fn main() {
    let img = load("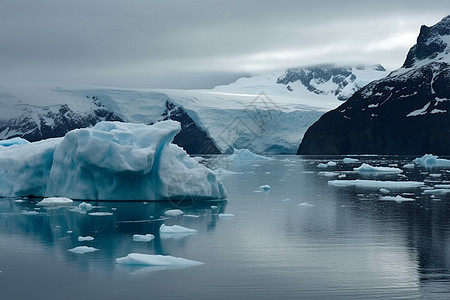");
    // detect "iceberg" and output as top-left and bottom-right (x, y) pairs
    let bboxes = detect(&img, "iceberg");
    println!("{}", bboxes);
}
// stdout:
(379, 195), (415, 203)
(160, 224), (197, 234)
(354, 163), (403, 173)
(133, 234), (155, 242)
(68, 246), (99, 254)
(0, 121), (227, 200)
(37, 197), (73, 206)
(328, 179), (425, 189)
(343, 157), (359, 164)
(116, 253), (203, 267)
(413, 154), (450, 168)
